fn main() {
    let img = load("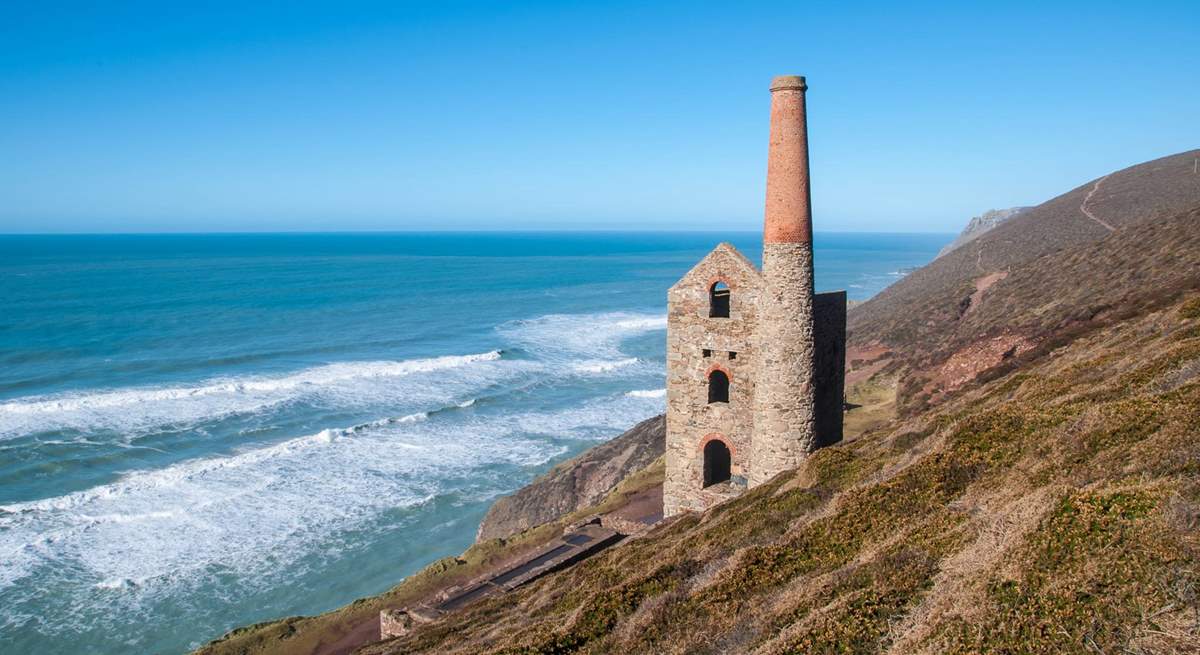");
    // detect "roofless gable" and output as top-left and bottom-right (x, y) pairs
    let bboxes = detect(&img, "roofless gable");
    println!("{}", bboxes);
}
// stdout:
(668, 243), (761, 294)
